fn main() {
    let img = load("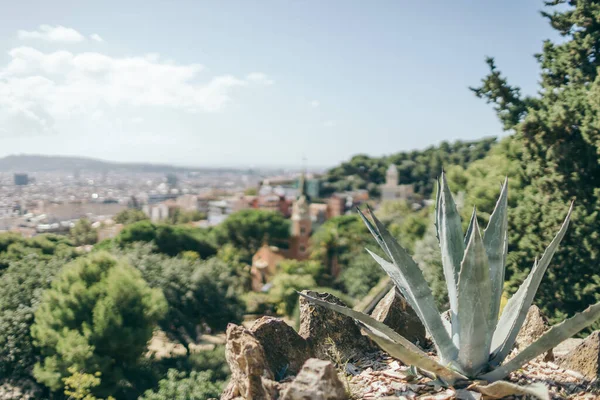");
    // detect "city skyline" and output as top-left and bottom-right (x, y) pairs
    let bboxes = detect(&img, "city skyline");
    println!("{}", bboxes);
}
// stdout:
(1, 1), (559, 167)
